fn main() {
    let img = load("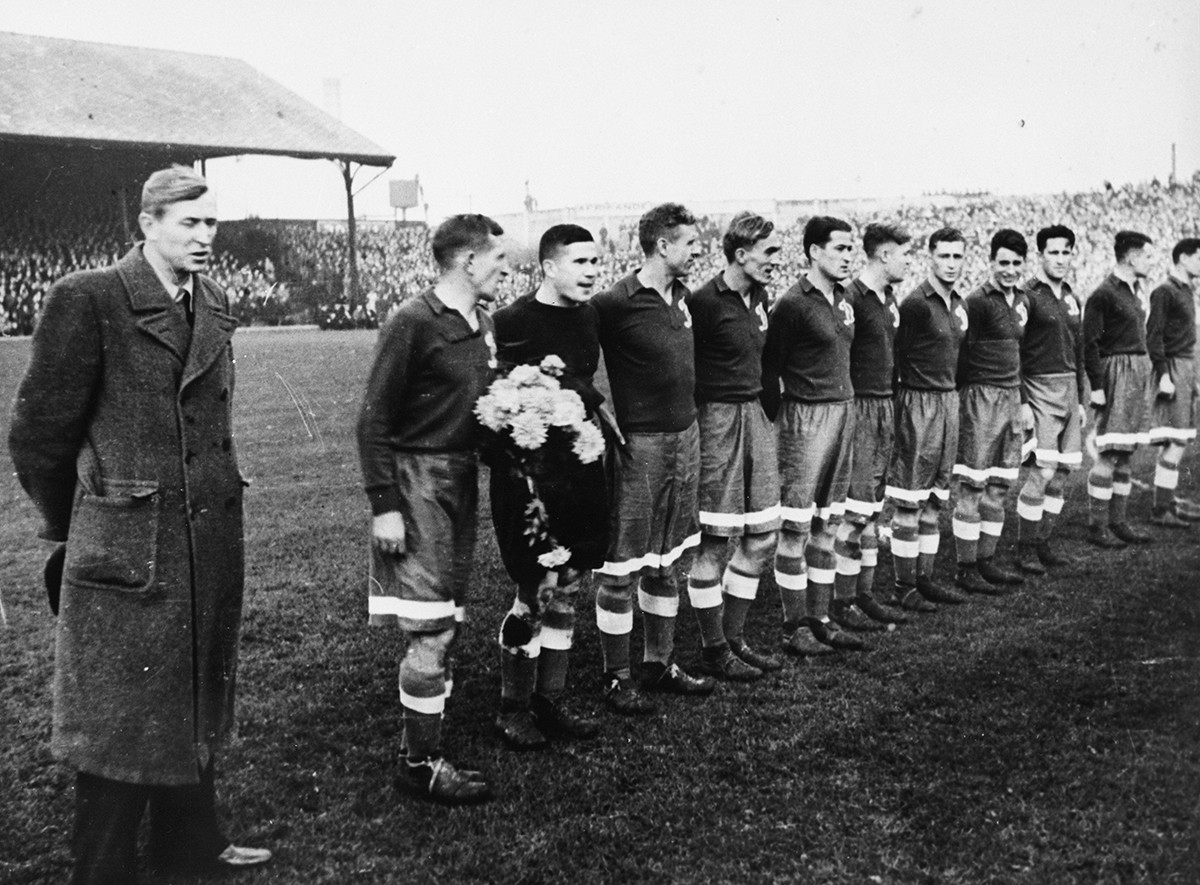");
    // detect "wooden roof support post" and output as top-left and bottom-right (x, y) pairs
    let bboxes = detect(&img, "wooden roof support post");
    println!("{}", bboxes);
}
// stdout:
(341, 158), (361, 311)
